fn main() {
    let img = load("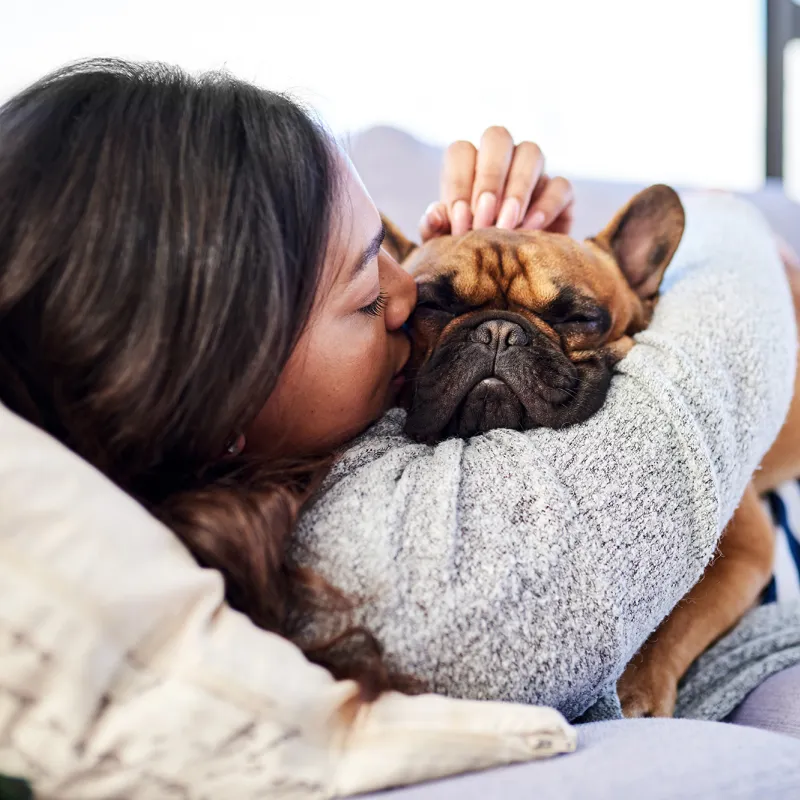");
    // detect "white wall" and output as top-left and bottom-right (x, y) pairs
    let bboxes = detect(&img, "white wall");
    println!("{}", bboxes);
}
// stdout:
(1, 0), (767, 190)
